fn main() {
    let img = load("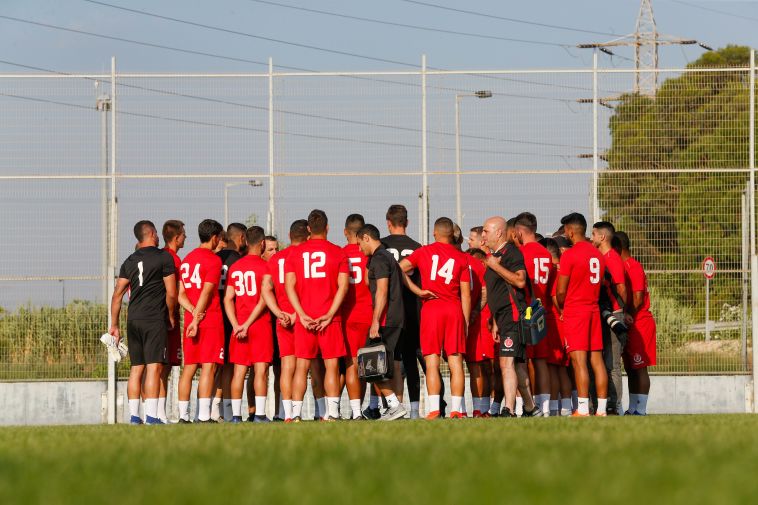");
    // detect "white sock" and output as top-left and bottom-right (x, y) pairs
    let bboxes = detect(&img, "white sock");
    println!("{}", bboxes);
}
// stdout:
(577, 397), (590, 415)
(560, 398), (573, 415)
(129, 399), (140, 418)
(571, 390), (578, 411)
(145, 398), (158, 419)
(223, 399), (233, 420)
(597, 397), (608, 414)
(385, 393), (400, 409)
(283, 400), (293, 420)
(637, 394), (648, 415)
(489, 401), (501, 416)
(428, 394), (440, 413)
(178, 400), (190, 421)
(157, 397), (167, 422)
(349, 399), (362, 419)
(515, 396), (524, 416)
(451, 395), (463, 414)
(369, 393), (380, 409)
(549, 399), (559, 416)
(278, 399), (285, 419)
(255, 396), (266, 416)
(326, 397), (340, 419)
(210, 397), (221, 420)
(198, 397), (211, 421)
(315, 397), (325, 419)
(410, 401), (419, 415)
(232, 399), (242, 417)
(628, 393), (639, 413)
(292, 400), (303, 418)
(537, 394), (550, 416)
